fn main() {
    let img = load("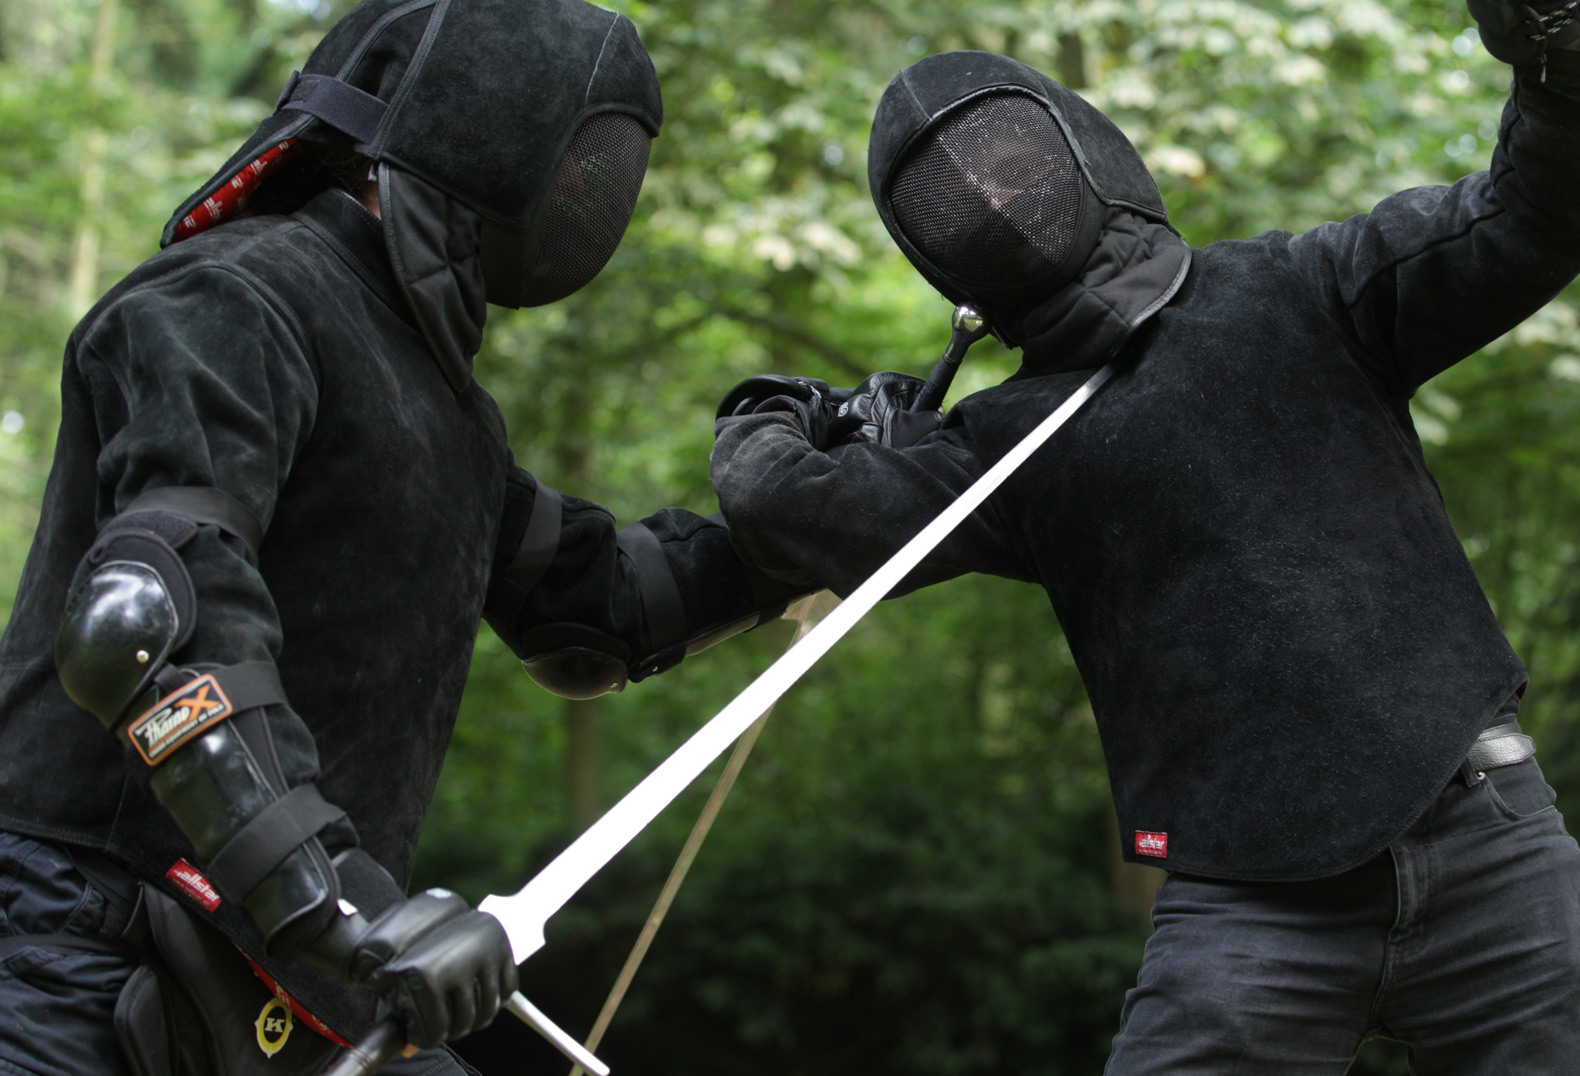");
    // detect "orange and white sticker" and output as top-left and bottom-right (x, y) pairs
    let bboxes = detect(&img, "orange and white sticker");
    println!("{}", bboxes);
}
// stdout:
(127, 674), (233, 765)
